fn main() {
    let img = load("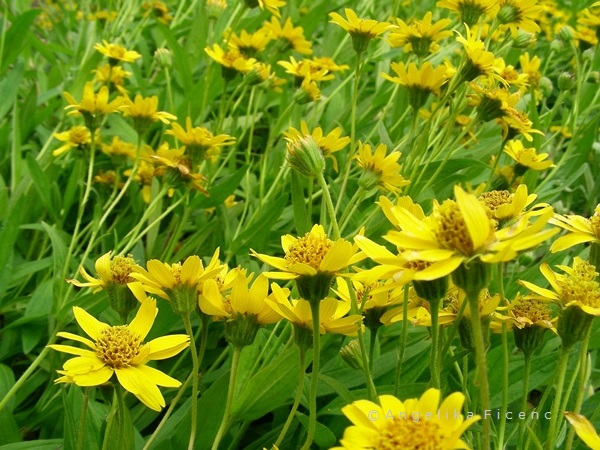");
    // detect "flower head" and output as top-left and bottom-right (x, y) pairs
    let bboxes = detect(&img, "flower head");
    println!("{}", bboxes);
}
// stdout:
(68, 252), (139, 293)
(49, 296), (189, 411)
(355, 142), (410, 193)
(437, 0), (496, 26)
(53, 126), (95, 157)
(388, 12), (452, 57)
(493, 0), (542, 37)
(550, 205), (600, 253)
(329, 8), (391, 54)
(121, 95), (177, 134)
(456, 26), (506, 84)
(63, 82), (123, 130)
(205, 43), (257, 79)
(382, 61), (448, 109)
(94, 40), (142, 64)
(262, 17), (312, 55)
(332, 389), (480, 450)
(504, 140), (555, 172)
